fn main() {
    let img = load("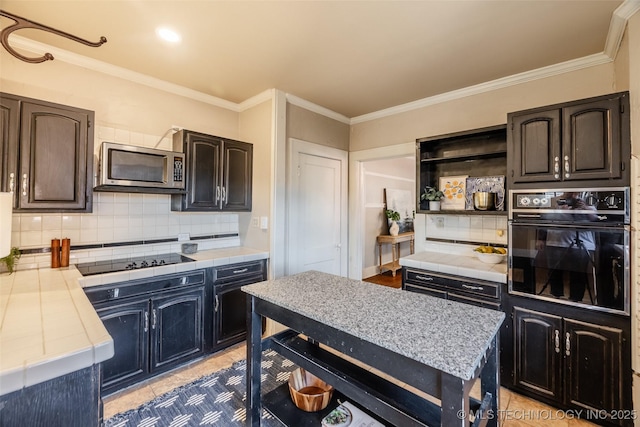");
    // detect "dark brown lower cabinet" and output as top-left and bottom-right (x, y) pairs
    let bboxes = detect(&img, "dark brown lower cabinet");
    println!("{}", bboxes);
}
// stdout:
(95, 285), (206, 395)
(513, 306), (628, 426)
(211, 260), (268, 350)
